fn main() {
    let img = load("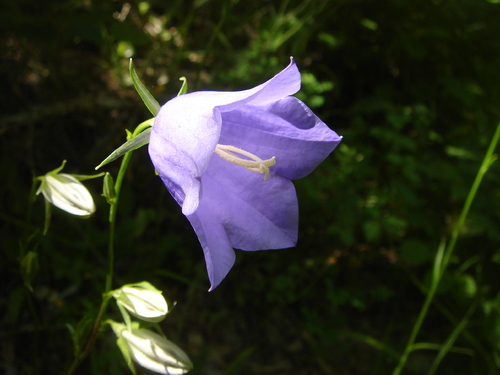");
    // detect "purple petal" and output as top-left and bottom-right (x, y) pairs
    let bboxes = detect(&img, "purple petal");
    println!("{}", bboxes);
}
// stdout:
(187, 155), (298, 290)
(149, 122), (206, 214)
(186, 202), (236, 292)
(180, 57), (301, 113)
(149, 58), (301, 215)
(220, 96), (343, 180)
